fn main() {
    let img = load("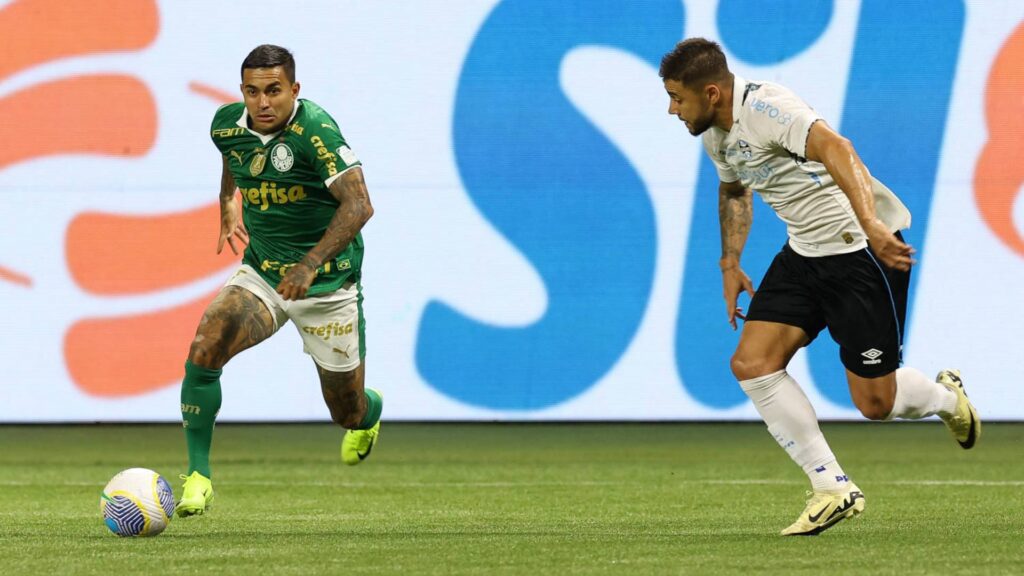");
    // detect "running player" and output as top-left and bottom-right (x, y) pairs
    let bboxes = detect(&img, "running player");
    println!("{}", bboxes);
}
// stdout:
(176, 44), (382, 517)
(659, 38), (980, 535)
